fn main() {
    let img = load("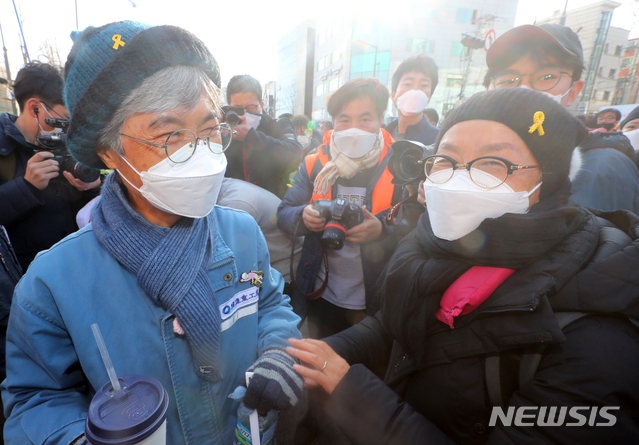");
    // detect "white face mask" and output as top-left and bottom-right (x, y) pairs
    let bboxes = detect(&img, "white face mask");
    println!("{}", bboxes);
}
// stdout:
(332, 127), (380, 158)
(35, 103), (64, 137)
(395, 89), (430, 116)
(519, 84), (572, 104)
(245, 112), (262, 130)
(297, 135), (310, 147)
(624, 128), (639, 153)
(423, 169), (542, 241)
(118, 142), (227, 218)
